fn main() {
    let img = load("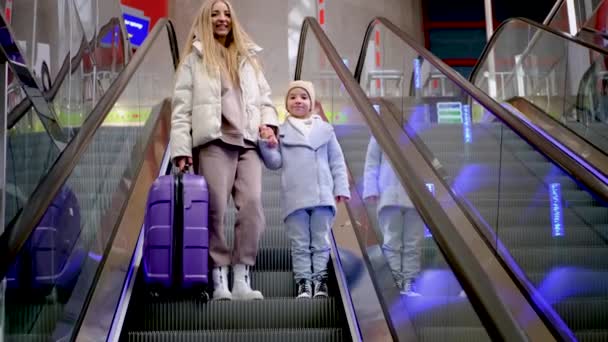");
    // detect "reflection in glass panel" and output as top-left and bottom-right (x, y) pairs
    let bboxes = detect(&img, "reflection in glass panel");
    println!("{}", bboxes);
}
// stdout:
(472, 20), (608, 154)
(301, 22), (491, 341)
(2, 23), (174, 341)
(5, 109), (60, 227)
(361, 19), (608, 341)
